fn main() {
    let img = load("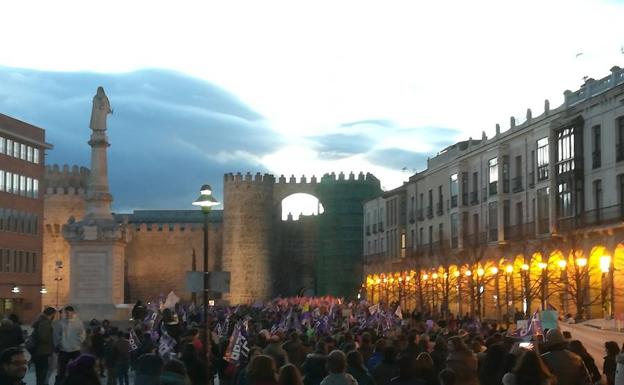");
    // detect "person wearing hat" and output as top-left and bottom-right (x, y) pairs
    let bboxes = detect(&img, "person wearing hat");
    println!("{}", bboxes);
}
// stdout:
(540, 328), (591, 385)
